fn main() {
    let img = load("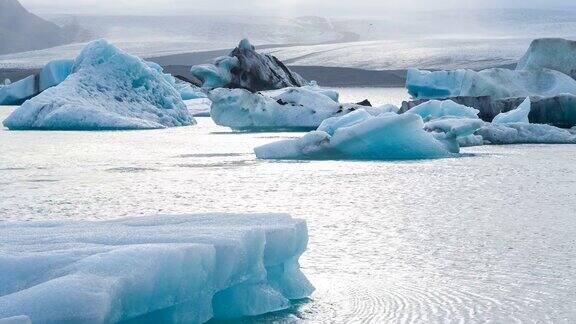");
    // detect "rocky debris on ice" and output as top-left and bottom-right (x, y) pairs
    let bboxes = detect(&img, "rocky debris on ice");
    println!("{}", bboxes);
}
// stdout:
(191, 39), (309, 92)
